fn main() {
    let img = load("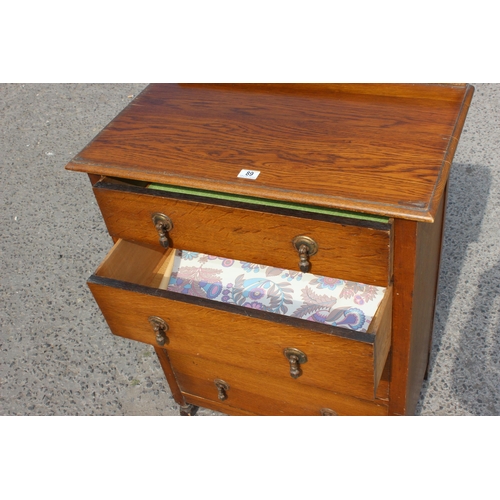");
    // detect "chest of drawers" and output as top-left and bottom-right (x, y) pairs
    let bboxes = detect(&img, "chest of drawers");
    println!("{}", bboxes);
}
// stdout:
(66, 84), (473, 416)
